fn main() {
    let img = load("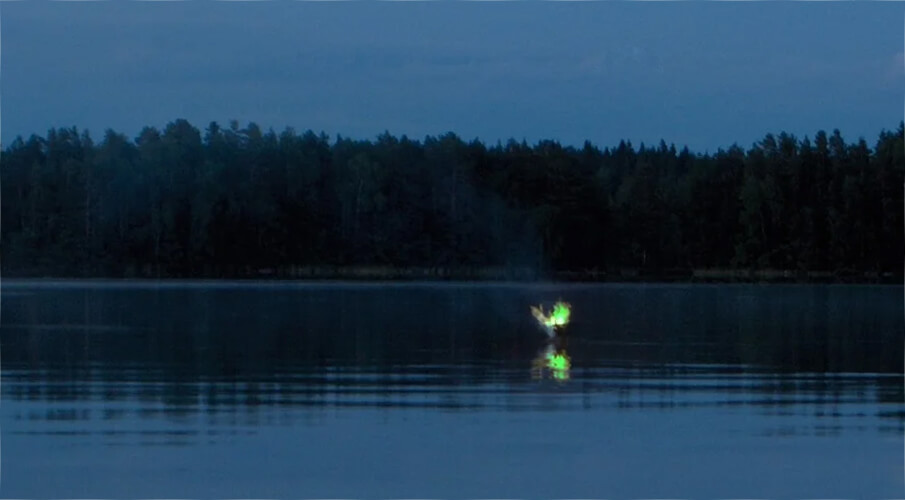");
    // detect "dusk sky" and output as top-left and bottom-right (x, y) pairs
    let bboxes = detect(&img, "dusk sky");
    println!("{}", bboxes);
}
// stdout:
(2, 1), (903, 152)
